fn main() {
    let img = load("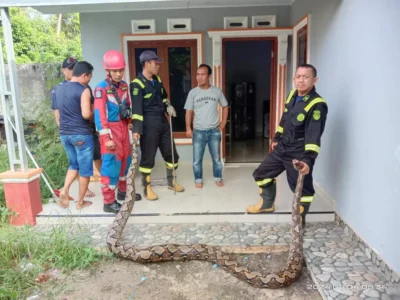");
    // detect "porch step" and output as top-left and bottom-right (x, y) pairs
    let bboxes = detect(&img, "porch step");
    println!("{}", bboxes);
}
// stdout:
(36, 211), (334, 225)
